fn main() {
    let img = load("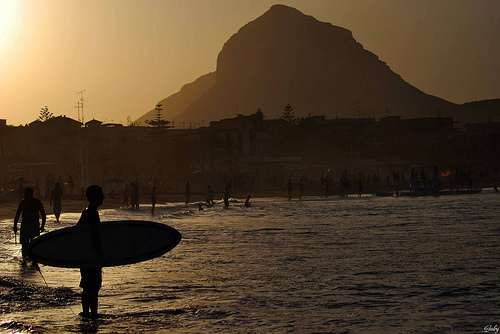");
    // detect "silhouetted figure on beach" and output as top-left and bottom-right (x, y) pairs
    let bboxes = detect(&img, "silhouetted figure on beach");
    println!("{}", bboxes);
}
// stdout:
(13, 188), (46, 264)
(467, 169), (473, 190)
(122, 184), (129, 208)
(420, 169), (427, 188)
(299, 178), (304, 200)
(77, 185), (105, 319)
(50, 182), (63, 222)
(372, 174), (378, 195)
(206, 185), (214, 207)
(320, 172), (325, 189)
(130, 182), (140, 210)
(410, 168), (418, 192)
(185, 181), (191, 204)
(287, 179), (293, 200)
(358, 172), (363, 197)
(18, 177), (25, 202)
(494, 186), (499, 193)
(324, 176), (329, 197)
(223, 187), (230, 207)
(245, 195), (252, 207)
(58, 176), (65, 194)
(341, 170), (349, 197)
(198, 202), (204, 211)
(68, 173), (74, 195)
(151, 186), (157, 214)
